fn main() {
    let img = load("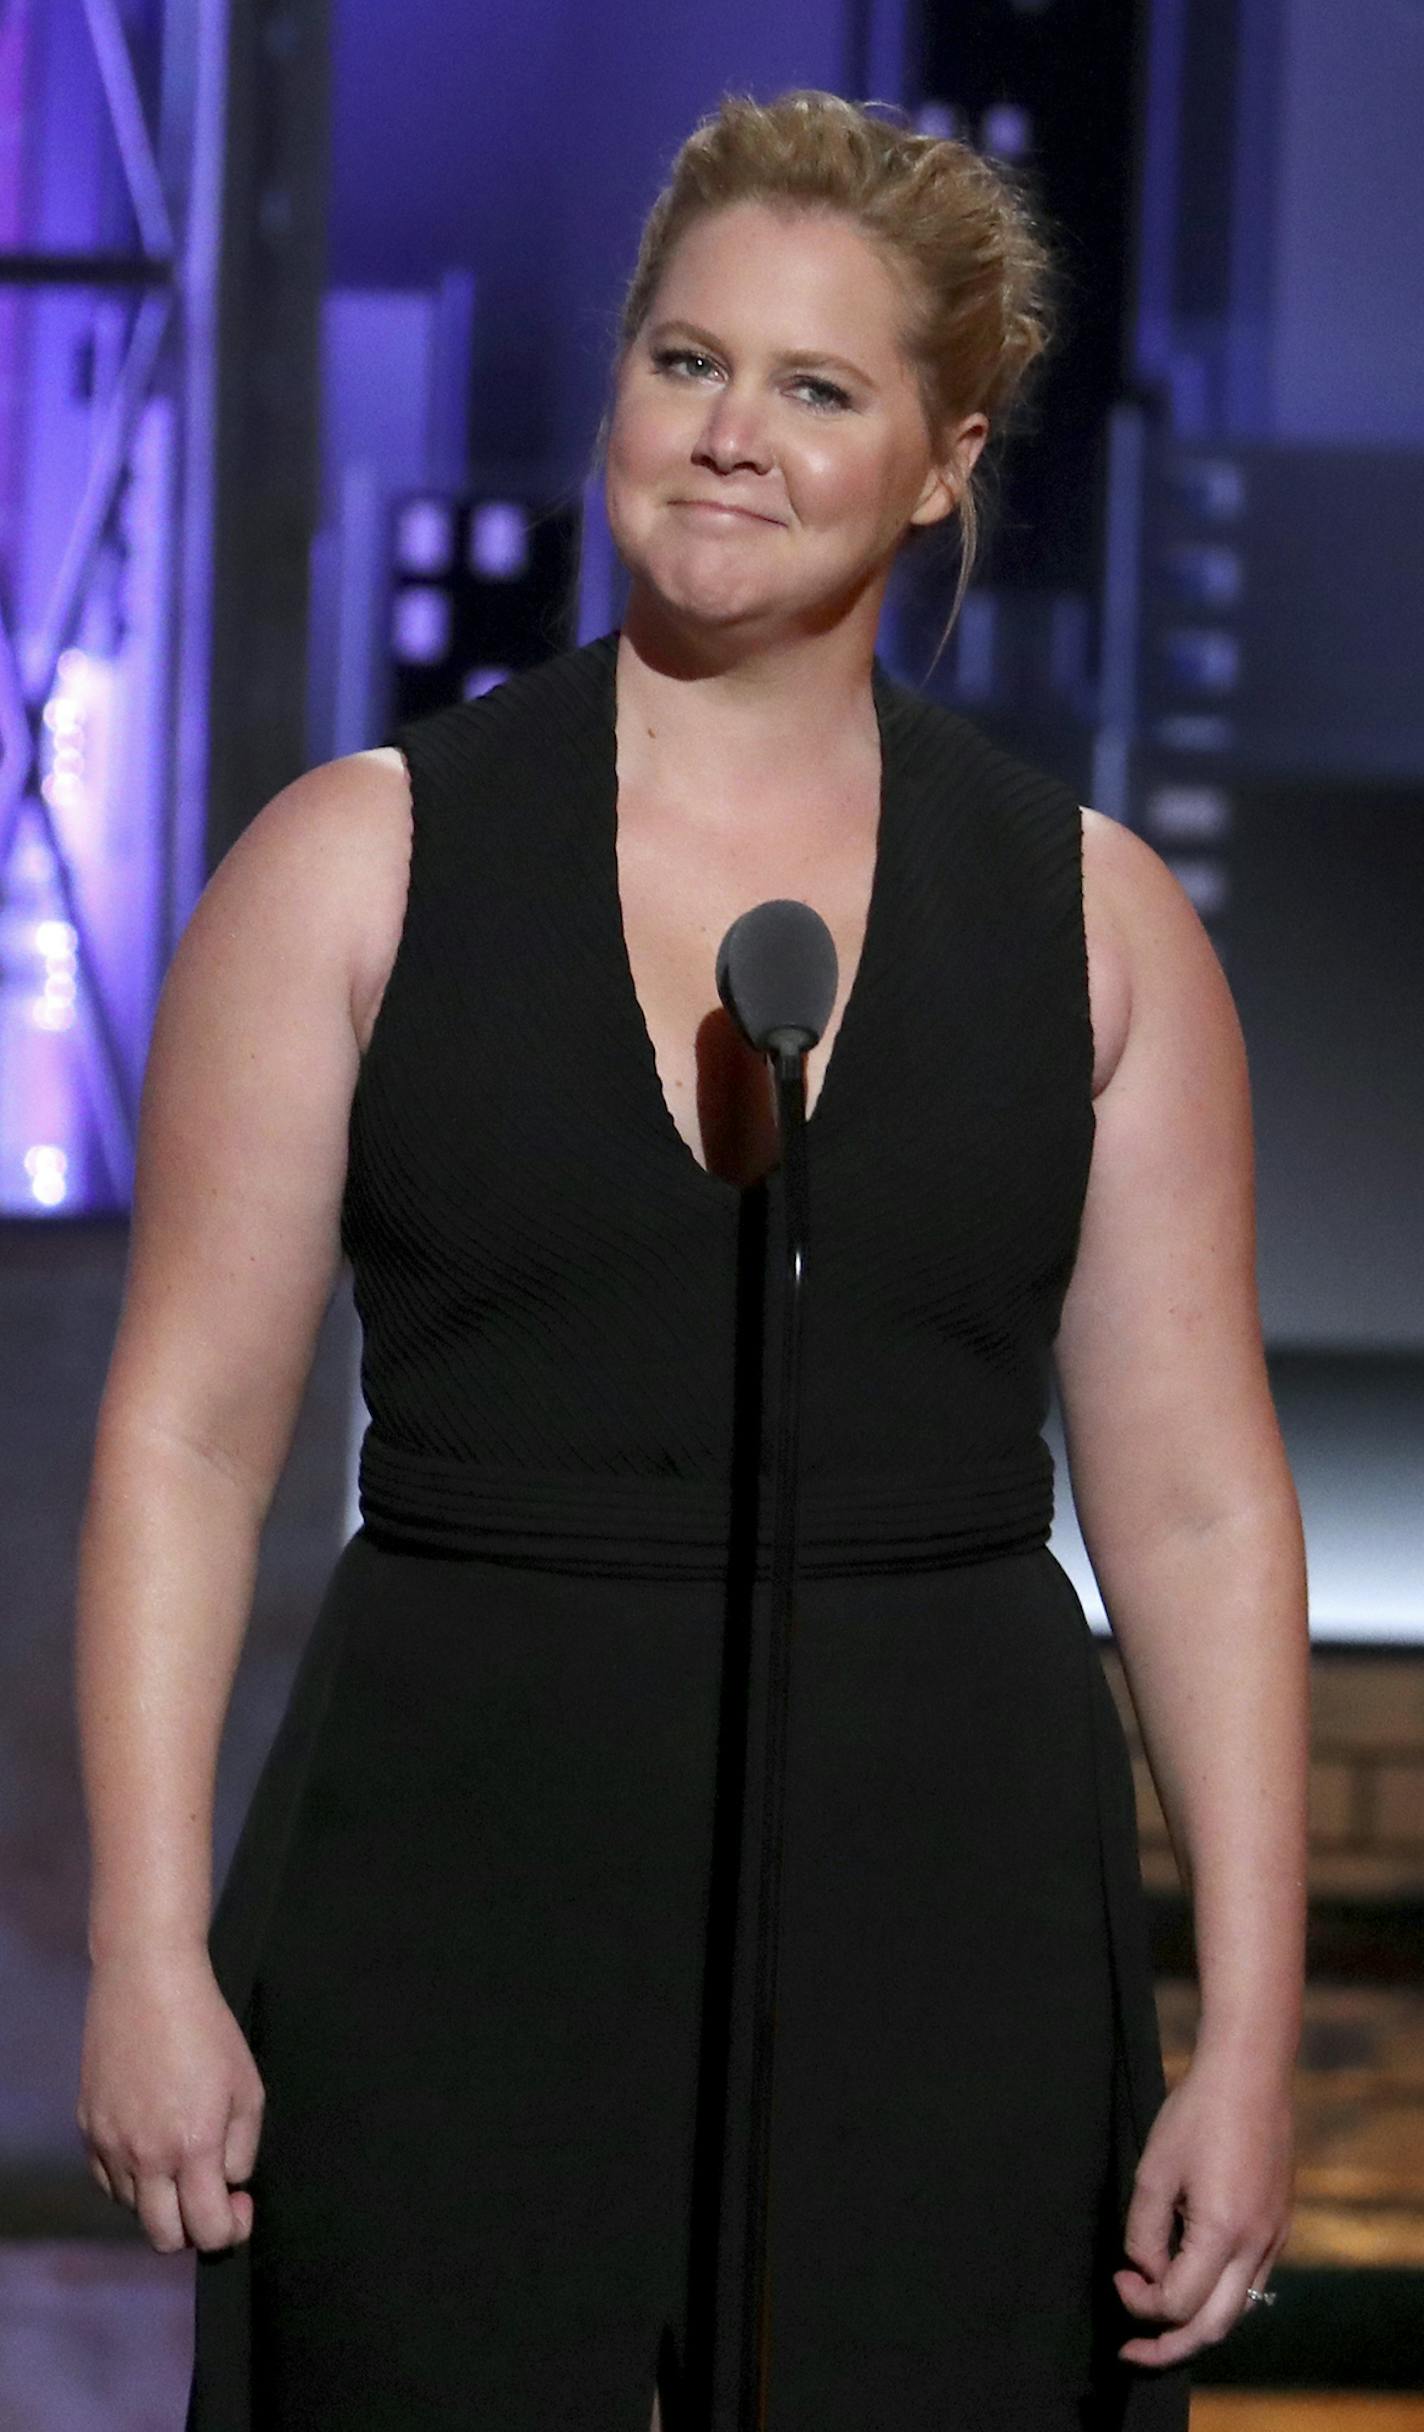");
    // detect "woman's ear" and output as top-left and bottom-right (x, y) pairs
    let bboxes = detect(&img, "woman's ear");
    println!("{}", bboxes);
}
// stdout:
(906, 463), (960, 534)
(908, 410), (987, 534)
